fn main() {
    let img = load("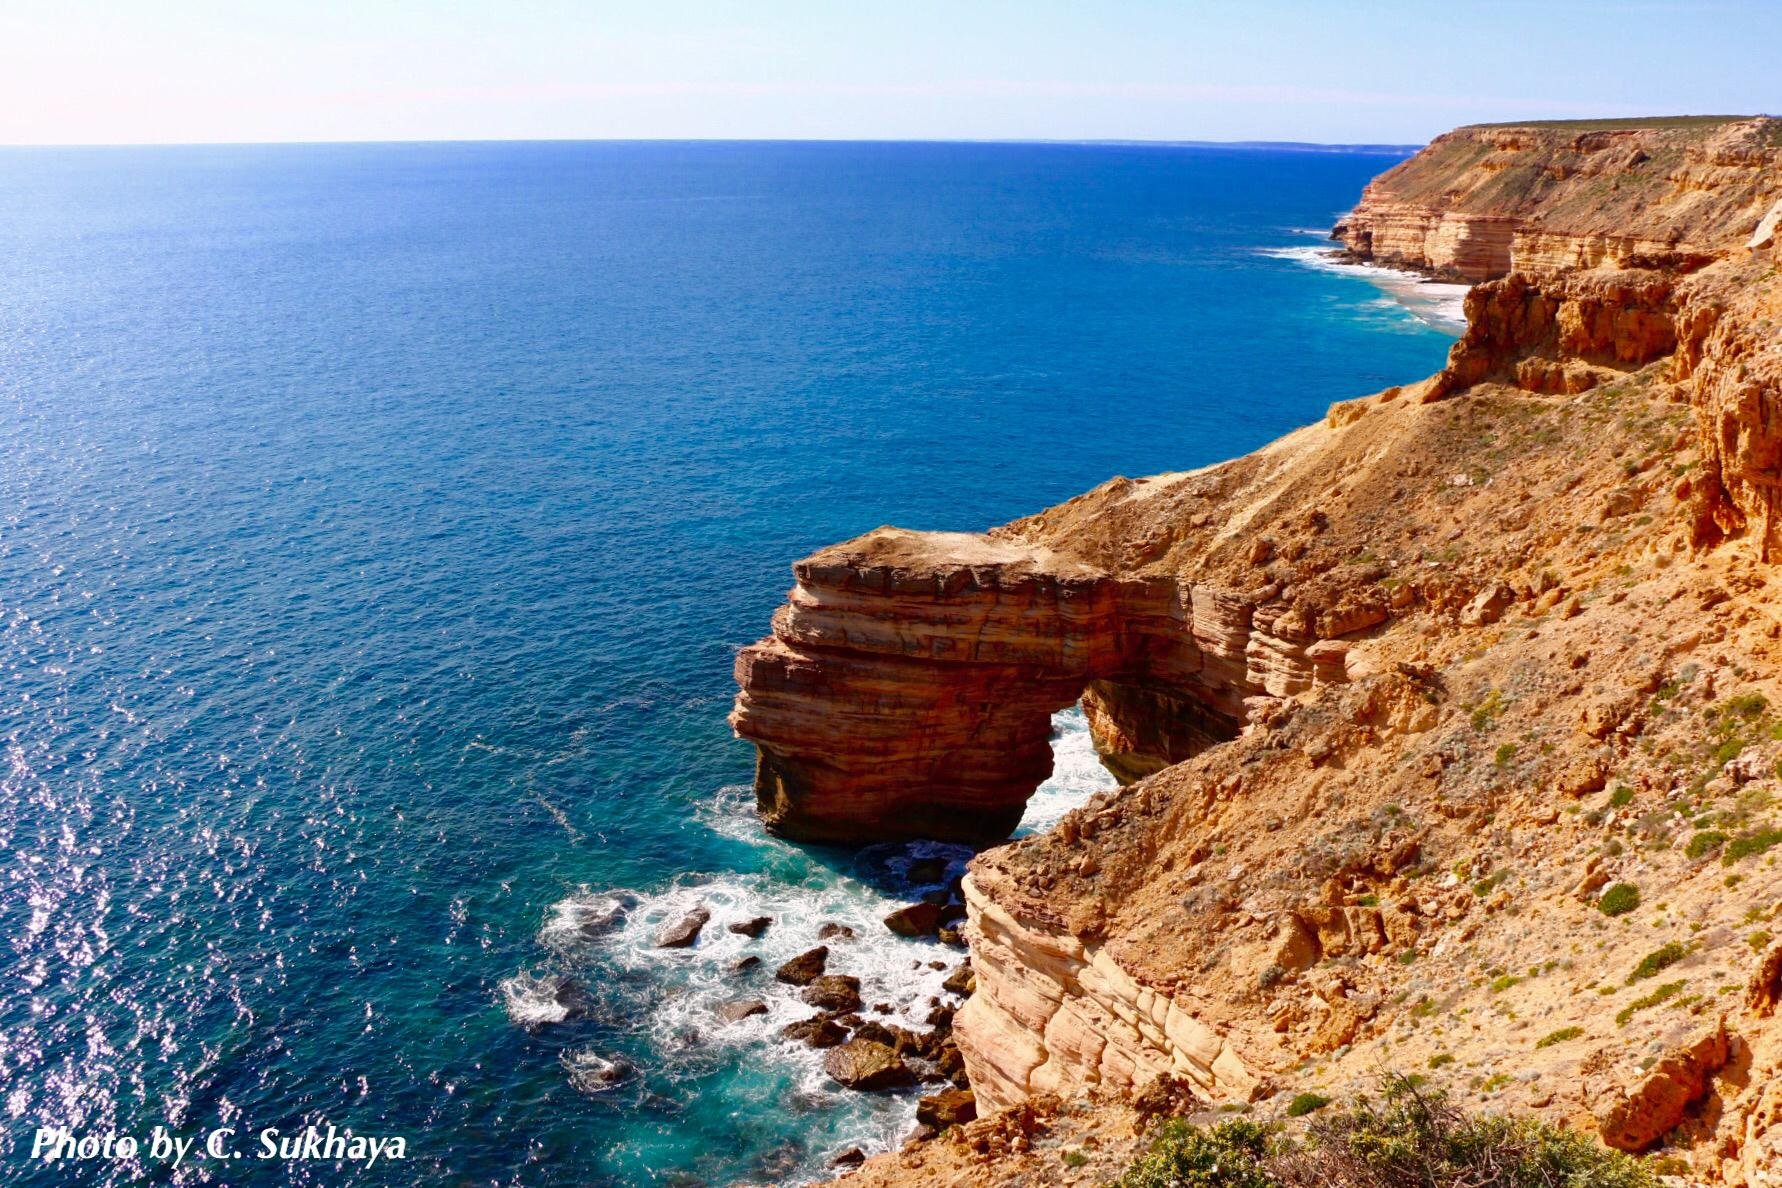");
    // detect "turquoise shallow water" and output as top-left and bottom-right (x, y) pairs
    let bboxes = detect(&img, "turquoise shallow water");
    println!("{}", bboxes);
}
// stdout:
(0, 141), (1456, 1185)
